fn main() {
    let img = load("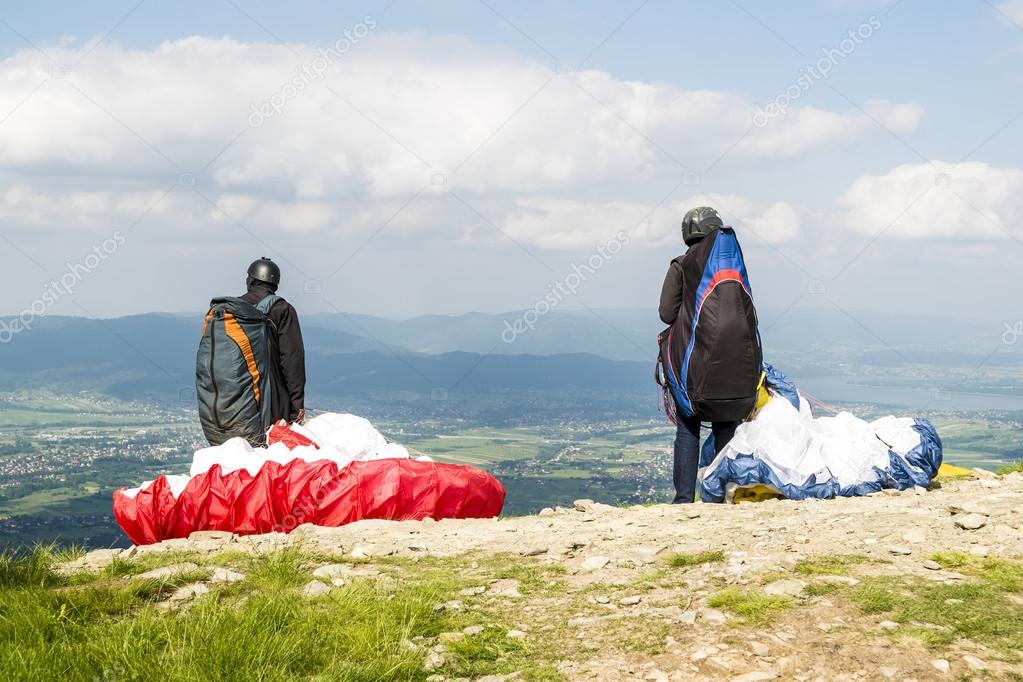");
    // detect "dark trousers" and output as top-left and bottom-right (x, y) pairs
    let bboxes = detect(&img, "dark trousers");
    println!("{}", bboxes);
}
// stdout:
(673, 416), (738, 503)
